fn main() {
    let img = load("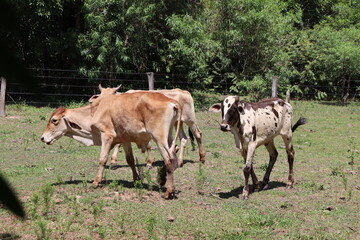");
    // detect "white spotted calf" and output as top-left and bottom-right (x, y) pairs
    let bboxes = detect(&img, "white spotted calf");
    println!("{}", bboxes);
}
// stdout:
(210, 96), (306, 200)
